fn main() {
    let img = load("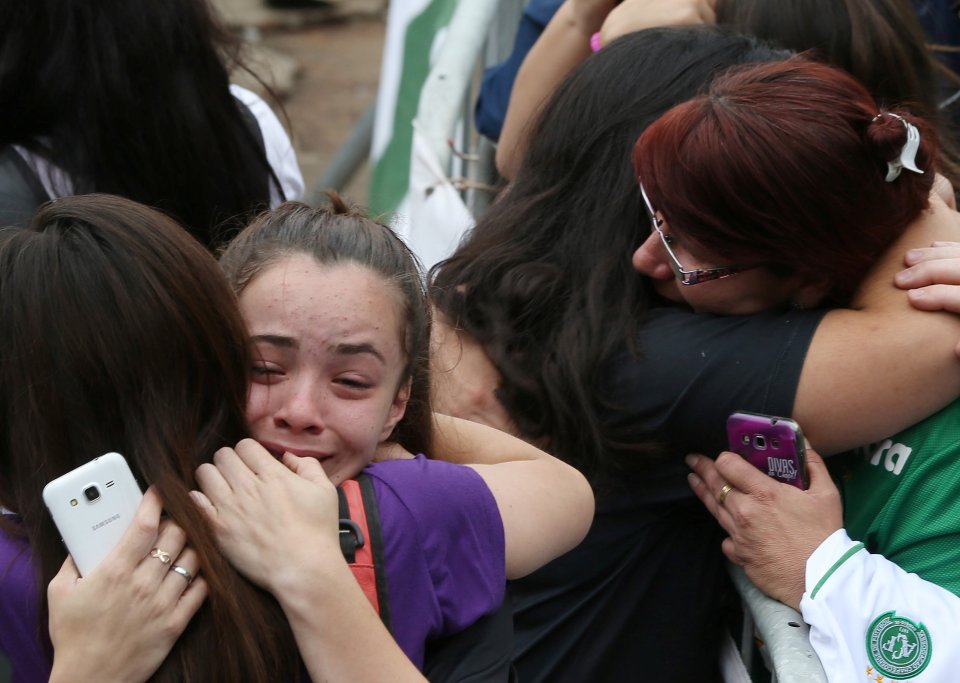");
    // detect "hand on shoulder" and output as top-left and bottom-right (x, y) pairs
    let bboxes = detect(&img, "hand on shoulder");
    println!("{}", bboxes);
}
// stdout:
(896, 236), (960, 330)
